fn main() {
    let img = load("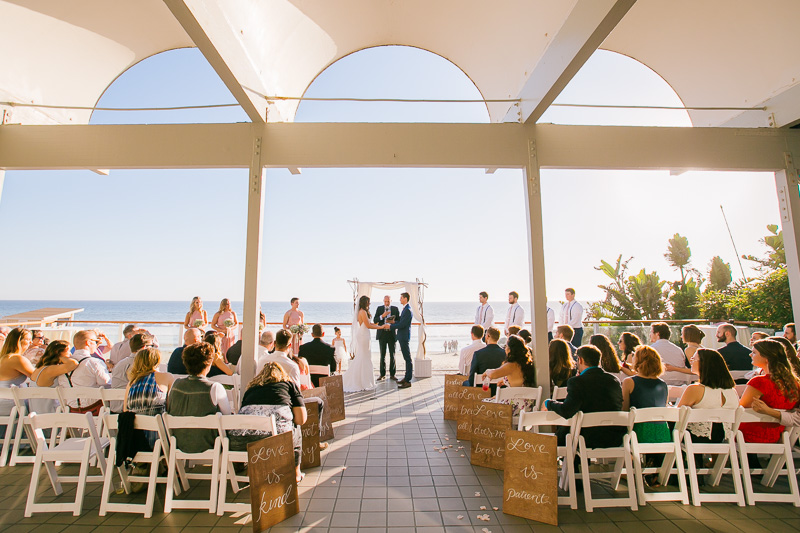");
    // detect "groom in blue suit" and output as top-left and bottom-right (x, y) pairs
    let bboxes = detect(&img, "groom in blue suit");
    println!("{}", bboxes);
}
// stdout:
(390, 292), (413, 389)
